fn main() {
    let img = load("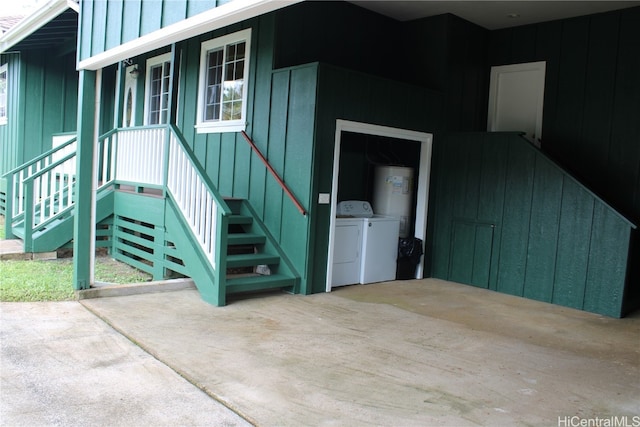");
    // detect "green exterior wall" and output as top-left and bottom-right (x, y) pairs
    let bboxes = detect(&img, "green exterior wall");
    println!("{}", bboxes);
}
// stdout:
(432, 133), (636, 317)
(311, 64), (443, 294)
(0, 50), (78, 175)
(165, 16), (316, 294)
(112, 11), (445, 295)
(76, 1), (639, 315)
(276, 3), (488, 132)
(79, 0), (234, 62)
(489, 6), (640, 226)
